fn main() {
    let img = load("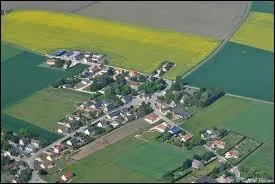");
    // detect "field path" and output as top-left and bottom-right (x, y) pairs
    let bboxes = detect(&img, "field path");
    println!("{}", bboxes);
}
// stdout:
(182, 1), (252, 80)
